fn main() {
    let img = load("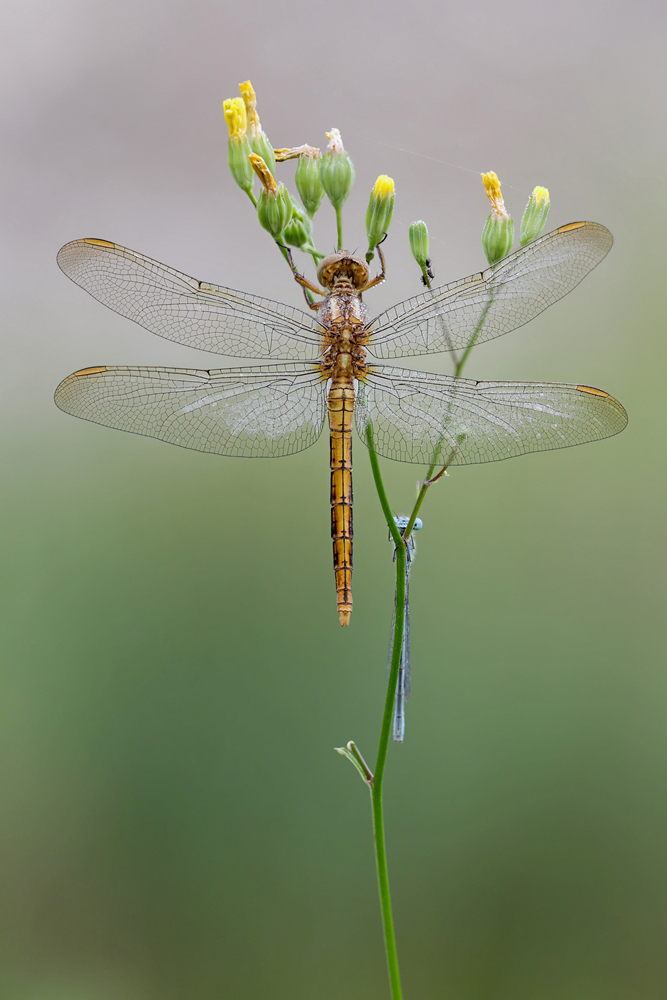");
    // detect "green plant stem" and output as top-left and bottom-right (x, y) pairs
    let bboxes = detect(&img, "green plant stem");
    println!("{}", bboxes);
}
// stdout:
(335, 205), (343, 252)
(366, 423), (405, 1000)
(454, 286), (495, 377)
(399, 285), (496, 539)
(361, 277), (499, 997)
